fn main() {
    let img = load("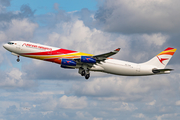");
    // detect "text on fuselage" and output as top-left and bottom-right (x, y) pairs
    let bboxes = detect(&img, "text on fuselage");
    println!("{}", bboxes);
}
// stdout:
(23, 43), (52, 51)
